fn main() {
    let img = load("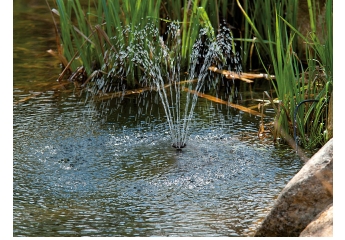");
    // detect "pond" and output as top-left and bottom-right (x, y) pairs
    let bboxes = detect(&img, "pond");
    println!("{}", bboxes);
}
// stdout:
(13, 0), (309, 237)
